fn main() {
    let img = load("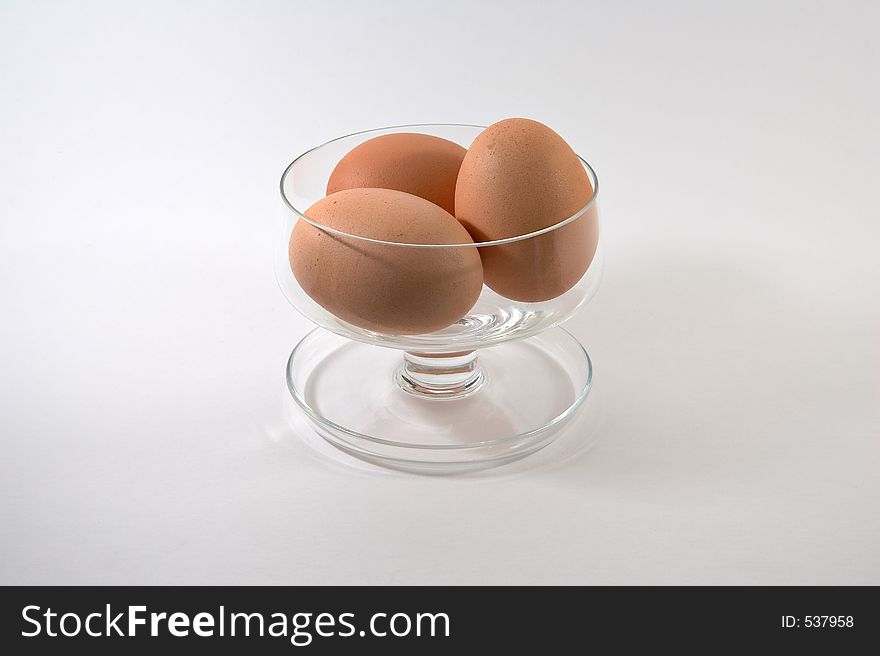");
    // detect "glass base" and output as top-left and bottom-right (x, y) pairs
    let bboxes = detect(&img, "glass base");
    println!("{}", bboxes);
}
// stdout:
(286, 327), (593, 473)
